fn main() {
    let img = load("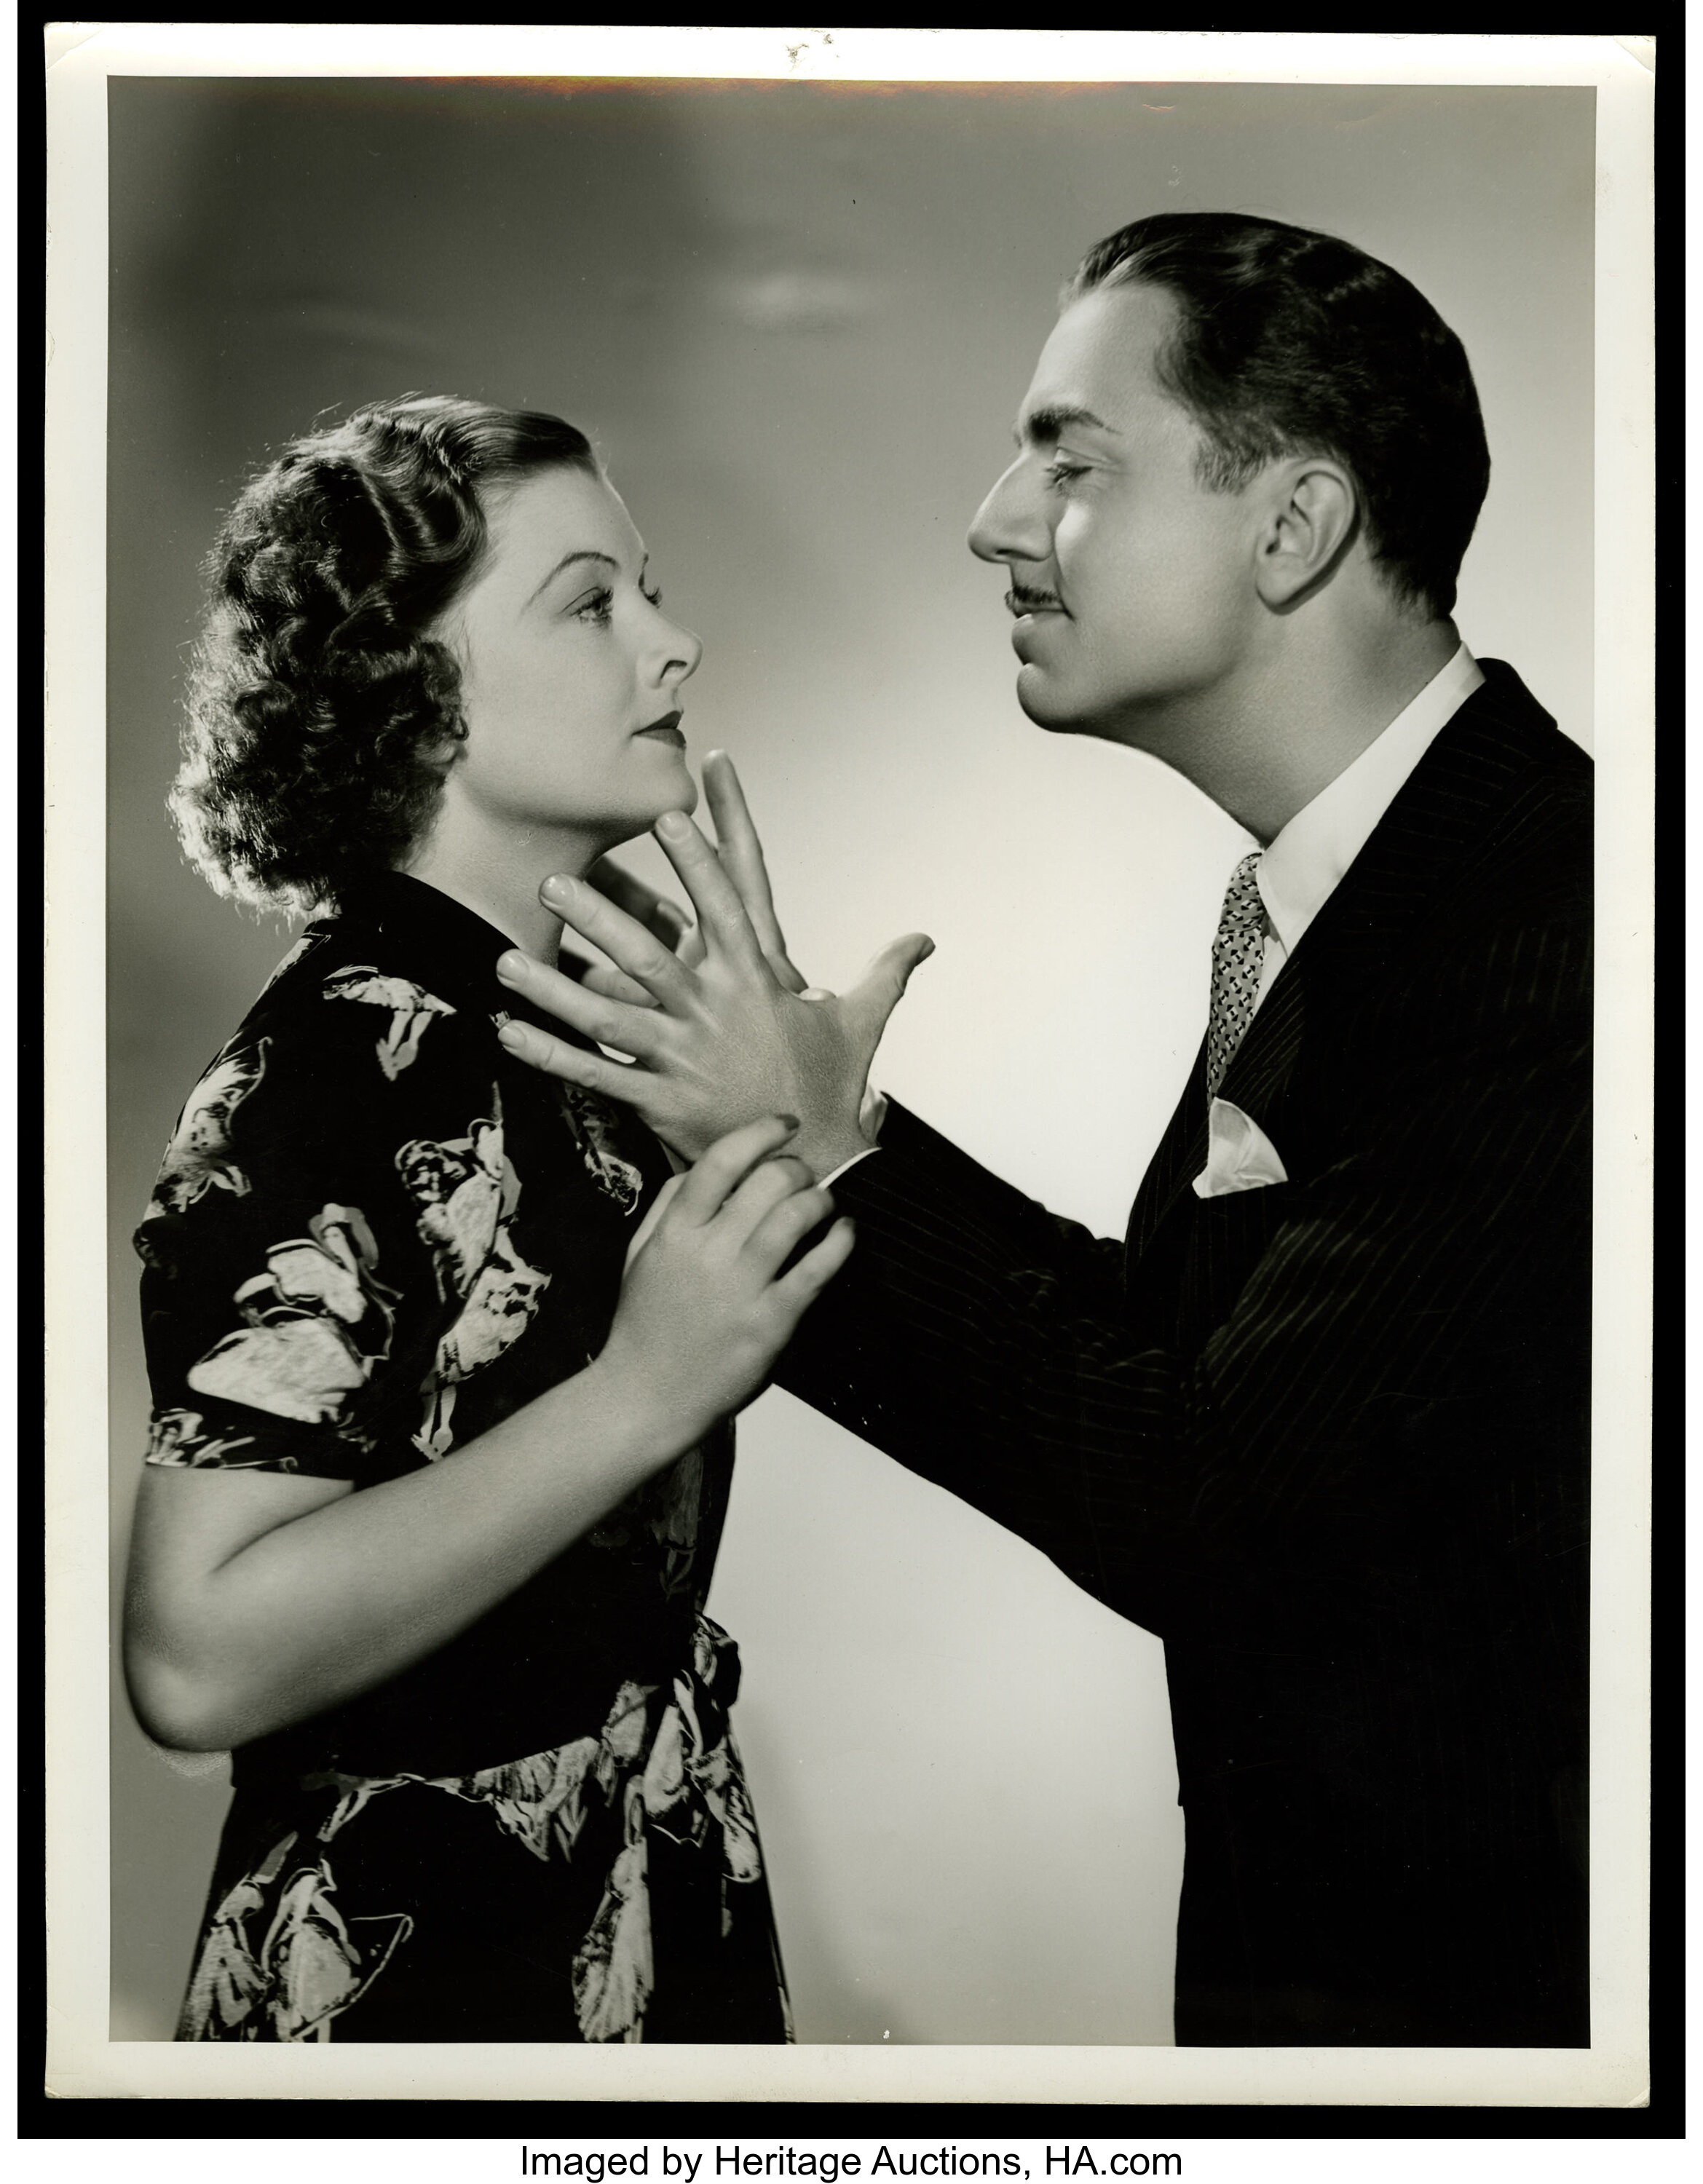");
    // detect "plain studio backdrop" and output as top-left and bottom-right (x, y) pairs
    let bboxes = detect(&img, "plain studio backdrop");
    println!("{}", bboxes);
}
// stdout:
(105, 76), (1595, 2044)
